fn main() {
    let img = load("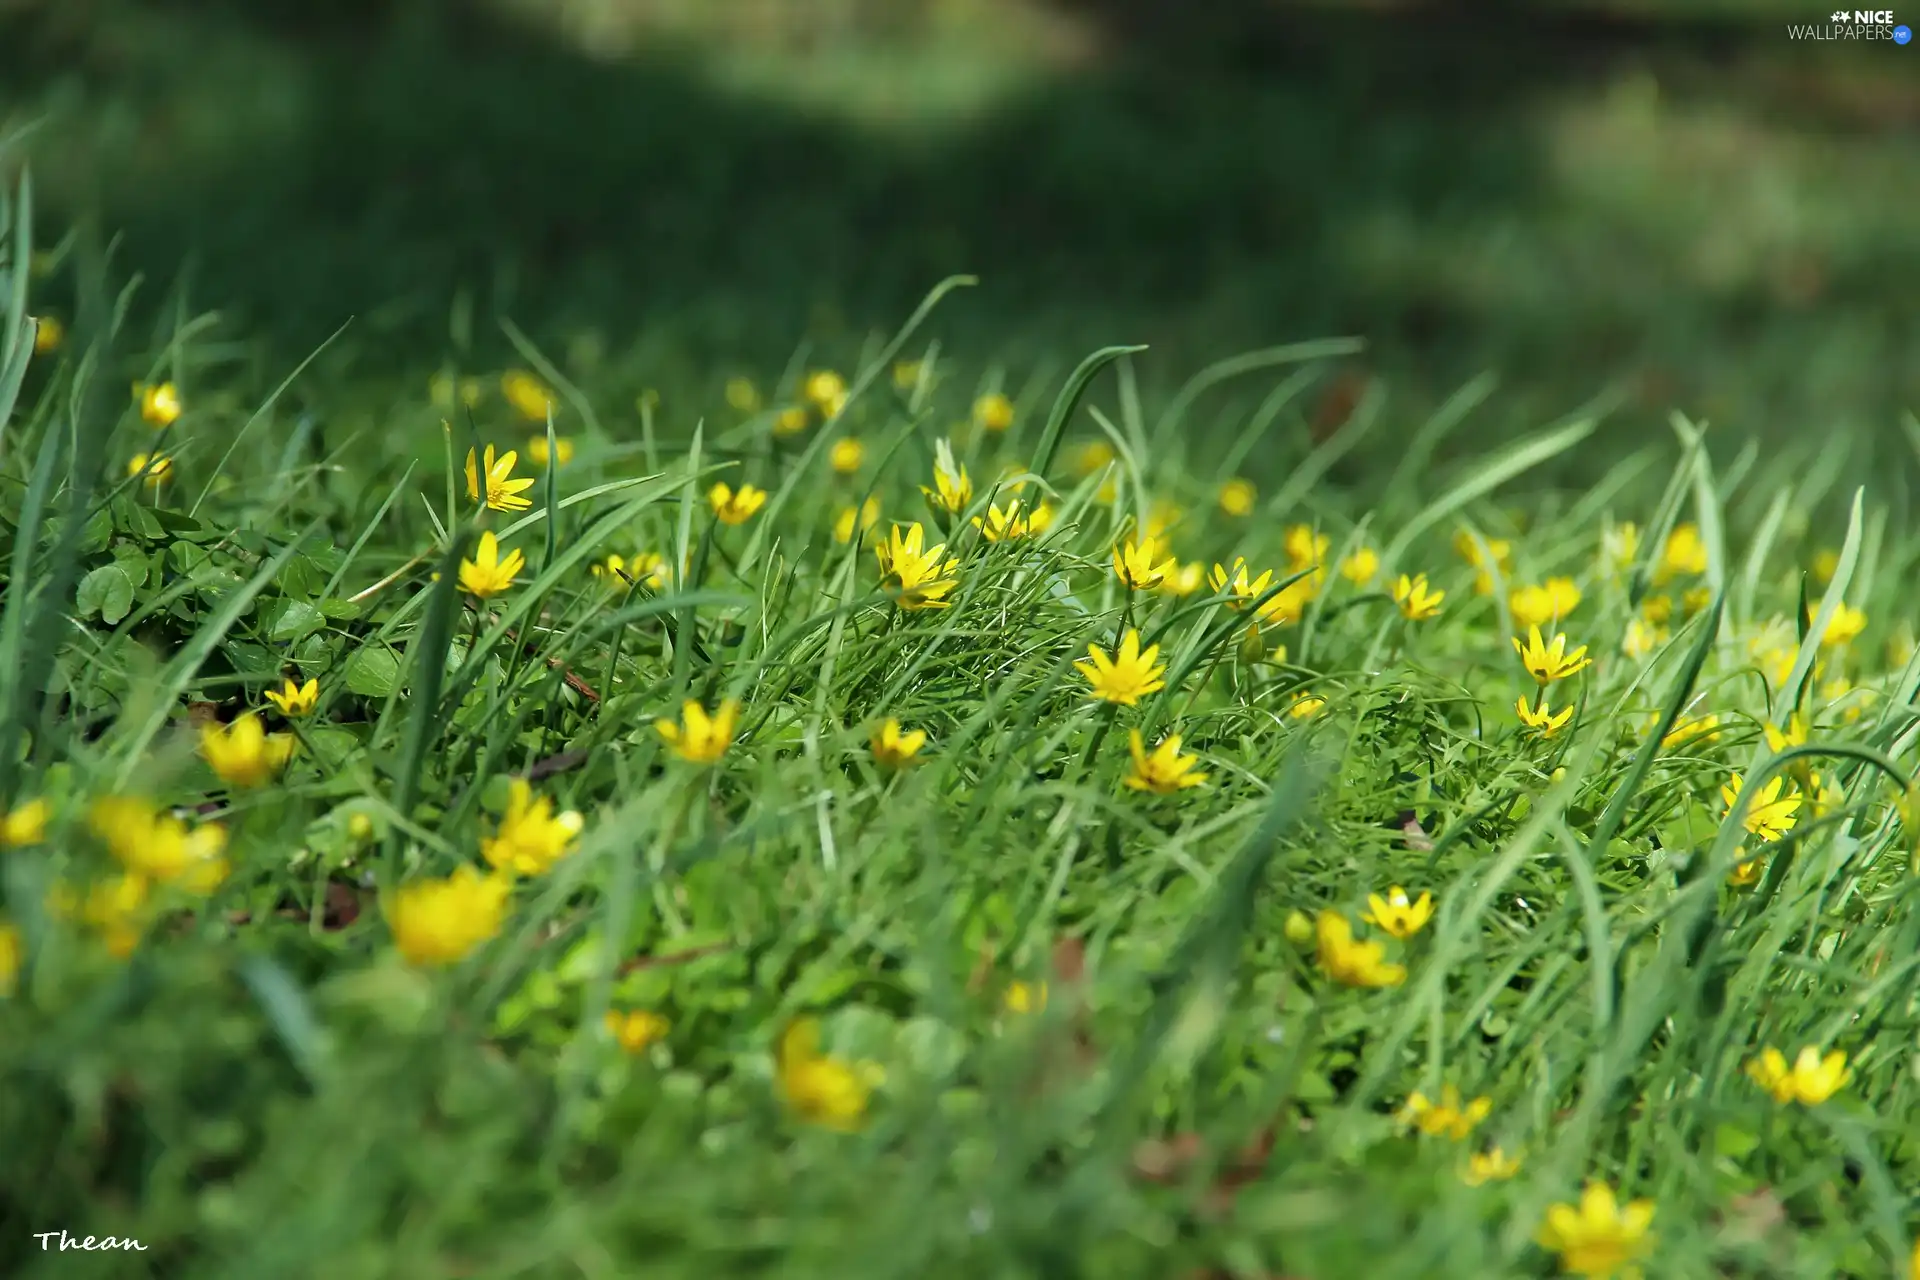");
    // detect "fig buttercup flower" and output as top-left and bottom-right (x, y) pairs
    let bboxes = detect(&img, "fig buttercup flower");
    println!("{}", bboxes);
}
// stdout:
(834, 497), (881, 544)
(1160, 562), (1205, 596)
(1514, 625), (1593, 686)
(387, 865), (512, 967)
(459, 531), (525, 598)
(1077, 629), (1167, 707)
(2, 797), (51, 848)
(134, 381), (183, 427)
(777, 1017), (883, 1131)
(1763, 713), (1809, 753)
(1314, 911), (1406, 988)
(50, 871), (152, 958)
(1339, 546), (1380, 584)
(829, 437), (865, 474)
(1721, 772), (1802, 844)
(725, 376), (761, 412)
(972, 498), (1048, 542)
(1124, 729), (1208, 794)
(1003, 980), (1047, 1015)
(1535, 1181), (1654, 1280)
(526, 434), (574, 467)
(1114, 536), (1176, 590)
(922, 439), (972, 514)
(1283, 524), (1329, 572)
(1656, 521), (1707, 583)
(465, 444), (535, 512)
(1402, 1084), (1491, 1139)
(1601, 521), (1639, 574)
(892, 360), (923, 391)
(1510, 577), (1582, 630)
(264, 677), (319, 718)
(429, 373), (484, 409)
(973, 392), (1015, 432)
(1289, 691), (1326, 720)
(774, 405), (811, 436)
(1661, 713), (1720, 749)
(1816, 600), (1866, 647)
(1516, 693), (1574, 736)
(501, 370), (555, 422)
(128, 453), (172, 486)
(606, 1010), (671, 1055)
(708, 481), (768, 525)
(1217, 477), (1256, 517)
(1745, 1045), (1850, 1106)
(804, 370), (848, 416)
(1364, 886), (1433, 940)
(88, 796), (228, 888)
(1622, 616), (1665, 660)
(0, 919), (18, 995)
(875, 522), (959, 610)
(200, 713), (296, 788)
(1463, 1147), (1522, 1186)
(1072, 440), (1116, 476)
(32, 315), (63, 354)
(655, 699), (740, 765)
(1392, 573), (1445, 621)
(480, 778), (584, 877)
(1209, 558), (1275, 610)
(870, 718), (927, 768)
